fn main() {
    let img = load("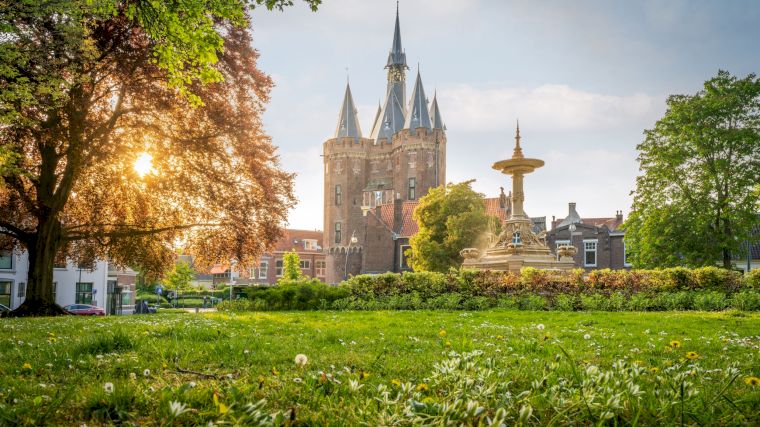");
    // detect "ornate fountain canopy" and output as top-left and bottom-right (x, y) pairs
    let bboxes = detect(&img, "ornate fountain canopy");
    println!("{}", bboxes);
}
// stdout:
(492, 121), (544, 175)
